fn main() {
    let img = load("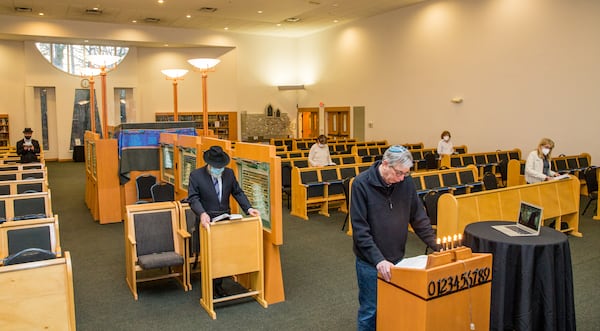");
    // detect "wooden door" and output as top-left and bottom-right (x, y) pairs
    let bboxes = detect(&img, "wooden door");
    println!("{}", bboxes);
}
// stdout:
(325, 106), (350, 138)
(298, 107), (319, 139)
